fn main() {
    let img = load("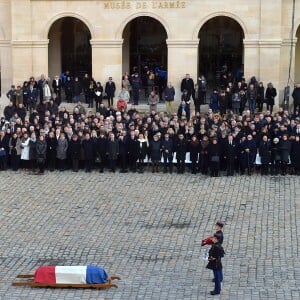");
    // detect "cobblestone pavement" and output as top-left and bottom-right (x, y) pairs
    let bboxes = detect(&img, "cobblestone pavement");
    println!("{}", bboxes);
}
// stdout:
(0, 170), (299, 300)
